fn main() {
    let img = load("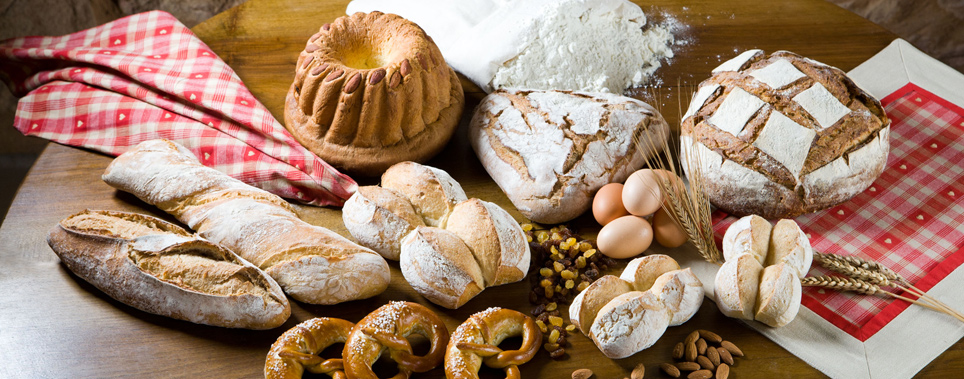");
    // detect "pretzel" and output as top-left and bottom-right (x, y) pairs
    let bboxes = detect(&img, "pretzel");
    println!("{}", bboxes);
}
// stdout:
(265, 317), (356, 379)
(444, 307), (542, 379)
(343, 301), (450, 378)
